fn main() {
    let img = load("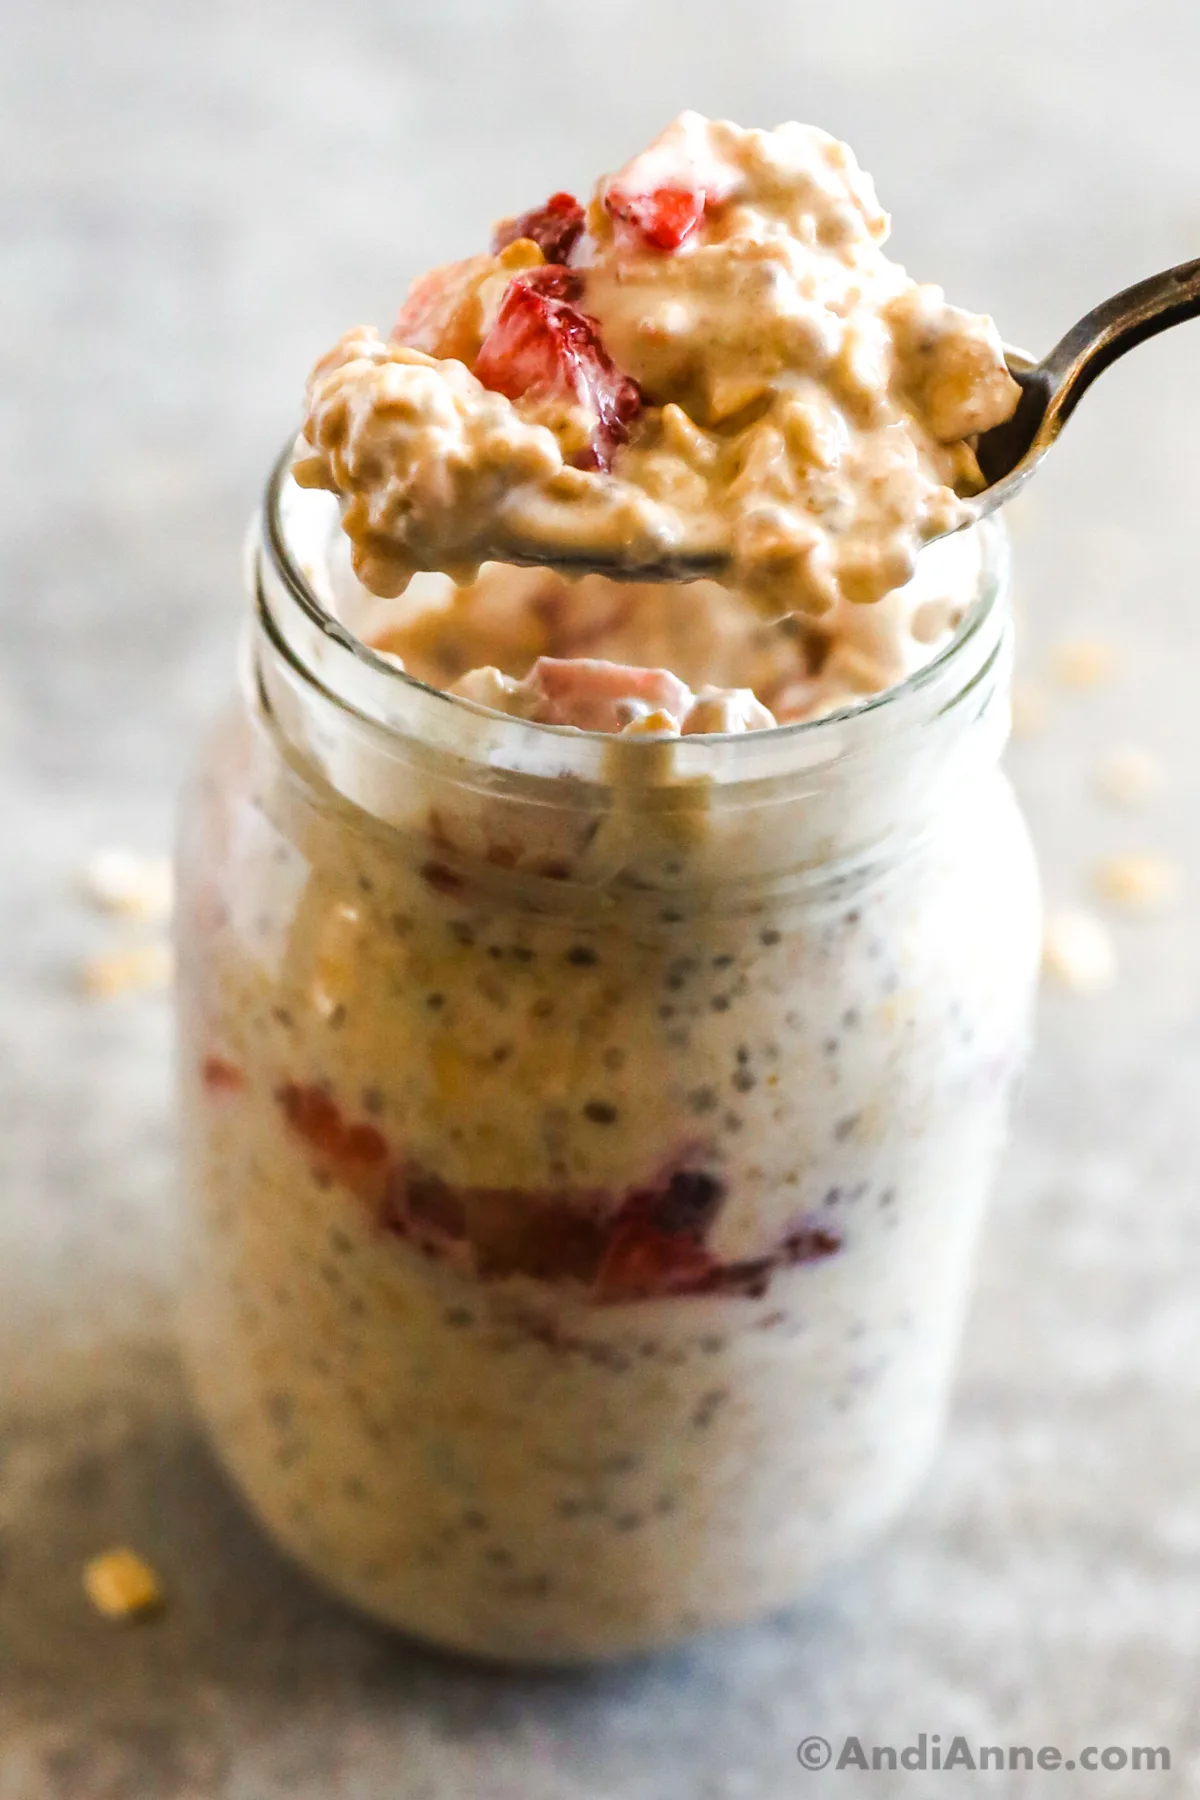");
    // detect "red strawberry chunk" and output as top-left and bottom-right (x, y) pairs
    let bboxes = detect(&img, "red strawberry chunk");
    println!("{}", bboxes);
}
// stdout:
(340, 1123), (389, 1167)
(392, 253), (494, 360)
(492, 191), (586, 264)
(277, 1082), (387, 1171)
(601, 115), (739, 252)
(278, 1081), (344, 1157)
(604, 184), (707, 251)
(596, 1222), (717, 1301)
(526, 657), (691, 733)
(472, 267), (642, 472)
(202, 1055), (244, 1094)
